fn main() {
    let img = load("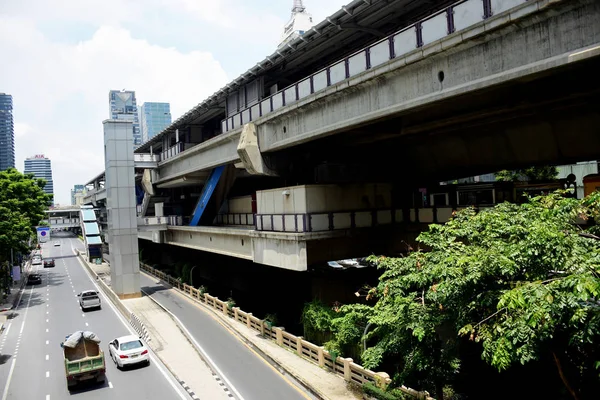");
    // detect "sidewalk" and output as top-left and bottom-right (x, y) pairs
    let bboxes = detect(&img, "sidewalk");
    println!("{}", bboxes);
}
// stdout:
(147, 274), (361, 400)
(0, 261), (32, 313)
(81, 255), (231, 400)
